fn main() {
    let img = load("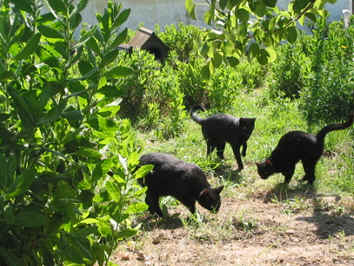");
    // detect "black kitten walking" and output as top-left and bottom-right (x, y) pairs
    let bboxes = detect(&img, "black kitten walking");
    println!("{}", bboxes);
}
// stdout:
(191, 107), (256, 170)
(138, 152), (224, 217)
(257, 114), (354, 185)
